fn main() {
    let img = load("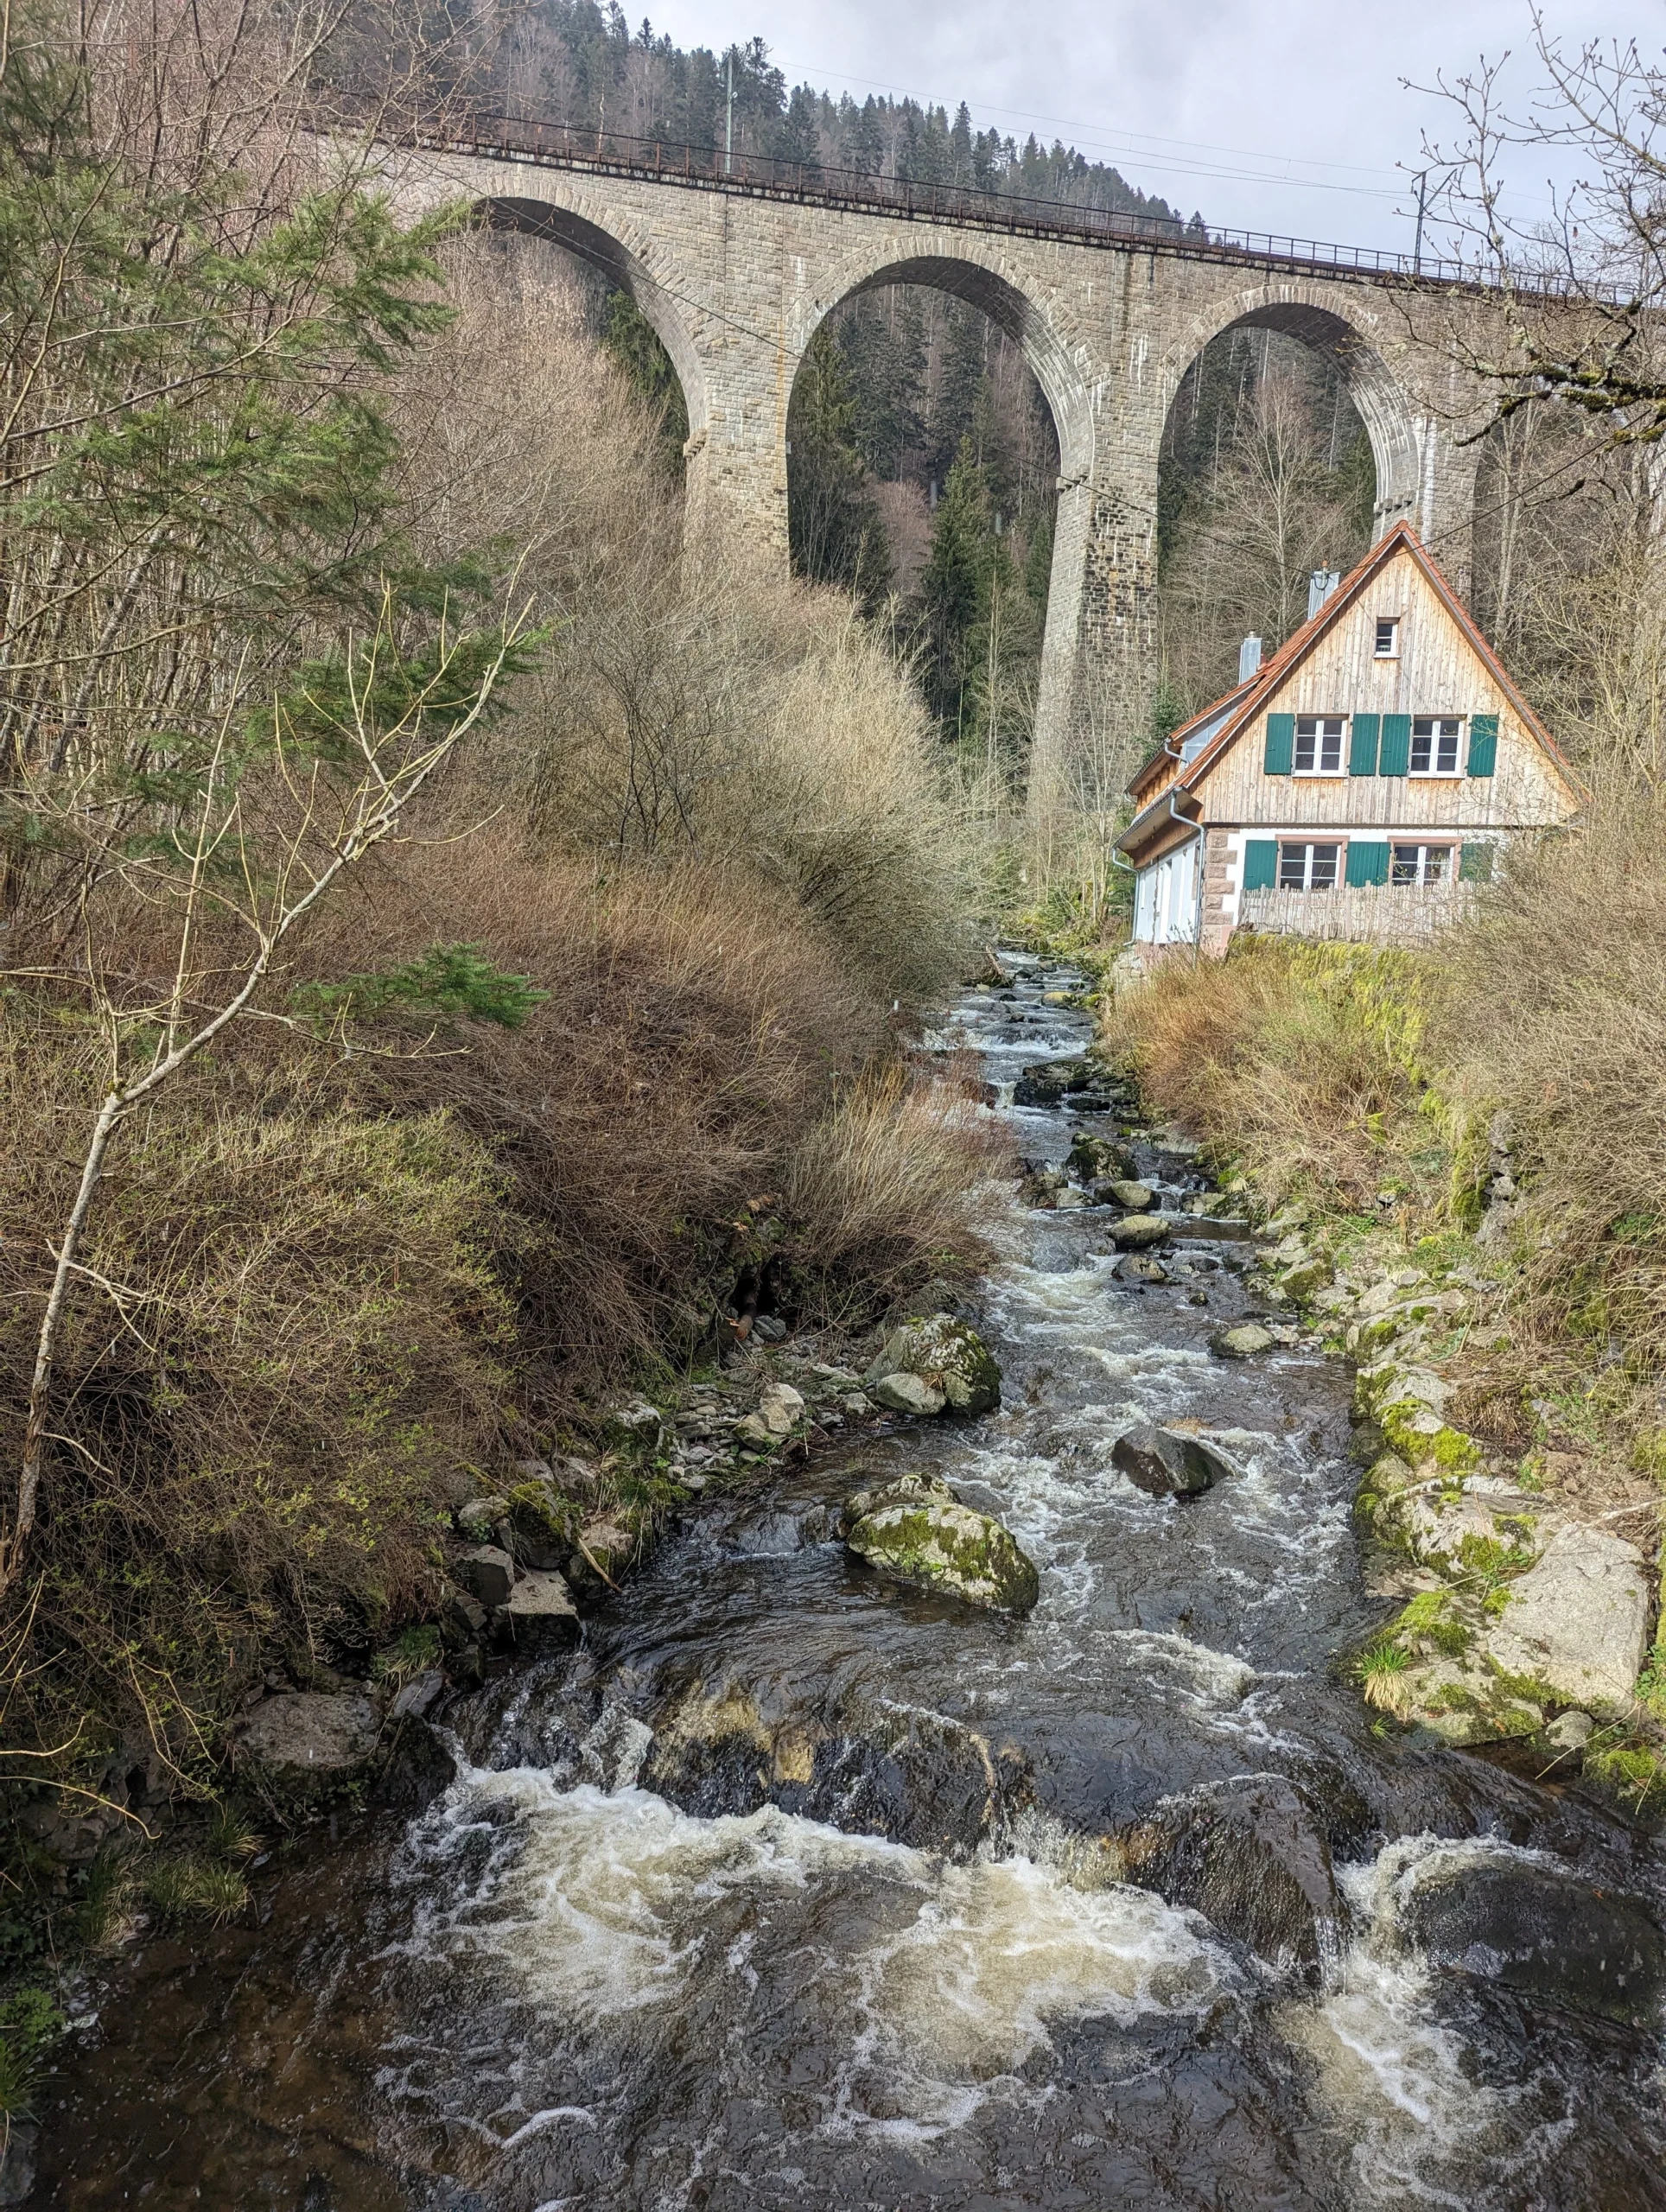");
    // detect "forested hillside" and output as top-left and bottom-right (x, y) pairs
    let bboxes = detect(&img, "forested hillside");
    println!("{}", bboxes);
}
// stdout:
(469, 0), (1195, 226)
